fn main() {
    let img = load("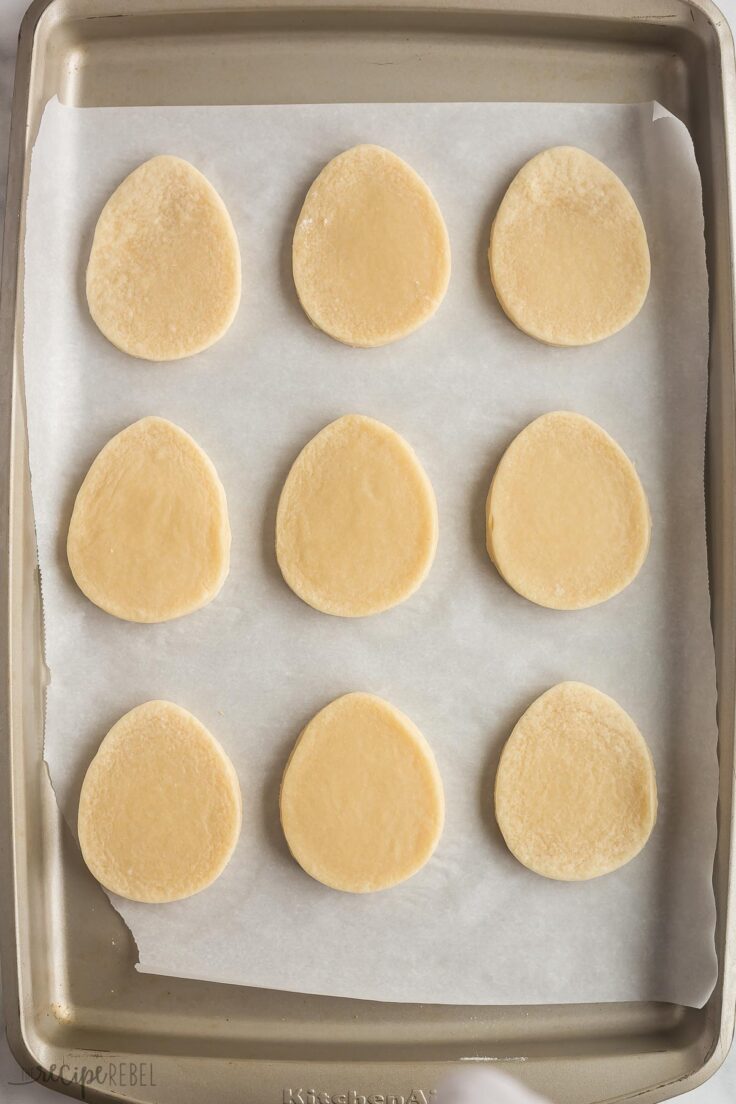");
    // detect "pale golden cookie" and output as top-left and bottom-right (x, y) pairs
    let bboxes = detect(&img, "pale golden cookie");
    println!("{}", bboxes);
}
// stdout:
(495, 682), (657, 880)
(280, 692), (444, 893)
(78, 700), (242, 903)
(292, 144), (450, 347)
(86, 155), (241, 361)
(276, 414), (437, 617)
(486, 411), (650, 609)
(68, 417), (230, 623)
(489, 146), (650, 346)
